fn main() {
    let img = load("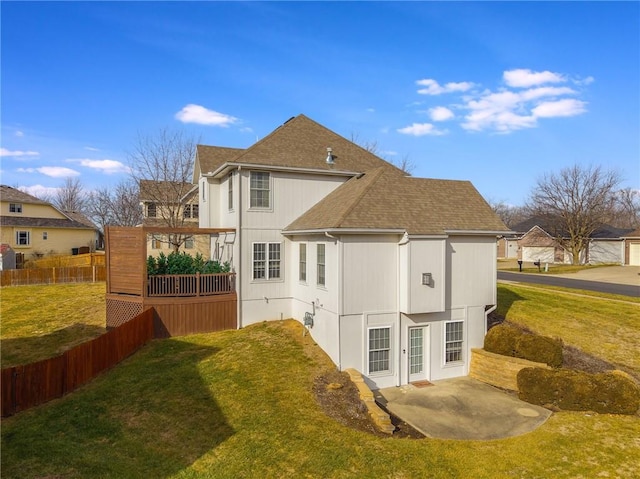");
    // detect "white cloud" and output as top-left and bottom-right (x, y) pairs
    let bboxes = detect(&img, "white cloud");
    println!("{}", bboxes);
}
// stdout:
(18, 166), (80, 178)
(382, 150), (398, 156)
(1, 147), (39, 157)
(397, 123), (448, 136)
(532, 99), (587, 118)
(503, 69), (566, 88)
(19, 184), (59, 198)
(416, 79), (475, 95)
(75, 159), (131, 174)
(239, 127), (254, 133)
(15, 131), (24, 138)
(366, 108), (375, 113)
(84, 146), (100, 152)
(175, 104), (238, 126)
(429, 106), (455, 122)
